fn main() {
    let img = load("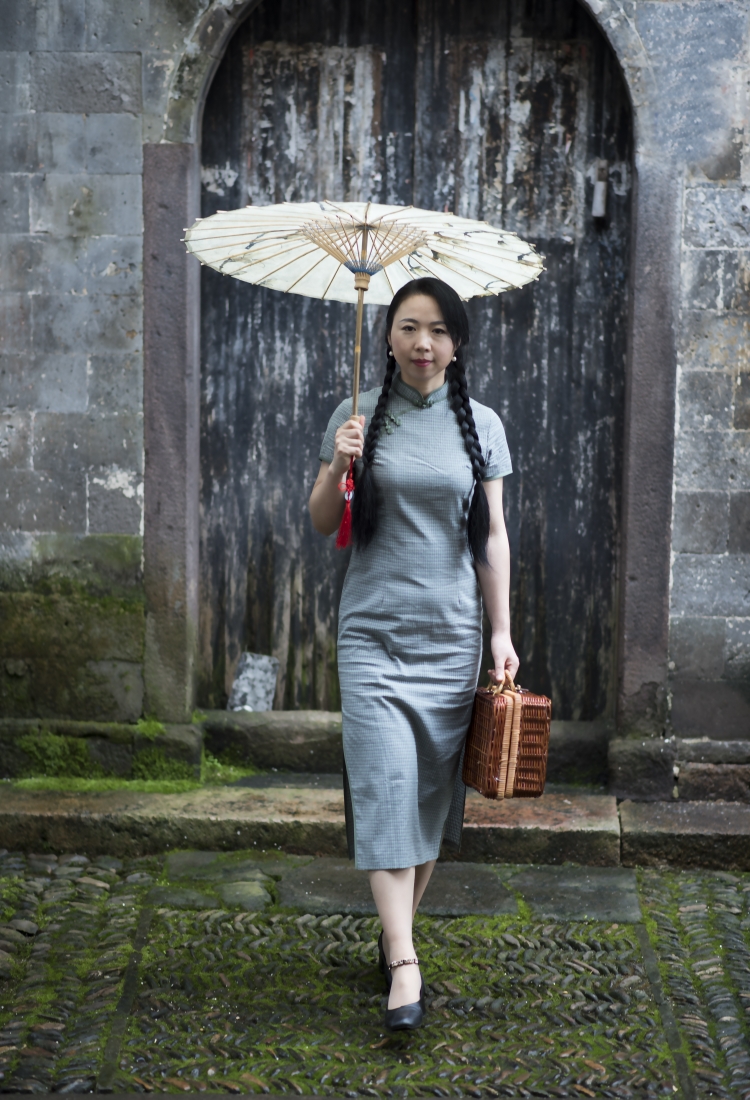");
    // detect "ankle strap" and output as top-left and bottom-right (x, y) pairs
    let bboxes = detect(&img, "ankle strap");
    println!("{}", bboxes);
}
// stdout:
(388, 957), (419, 970)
